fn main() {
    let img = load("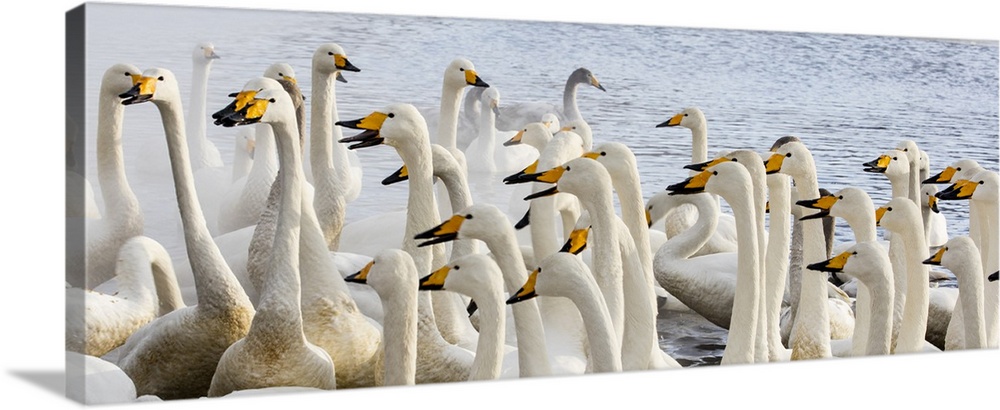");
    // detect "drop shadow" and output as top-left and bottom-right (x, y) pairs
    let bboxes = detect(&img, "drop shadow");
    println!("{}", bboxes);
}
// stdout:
(9, 370), (66, 399)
